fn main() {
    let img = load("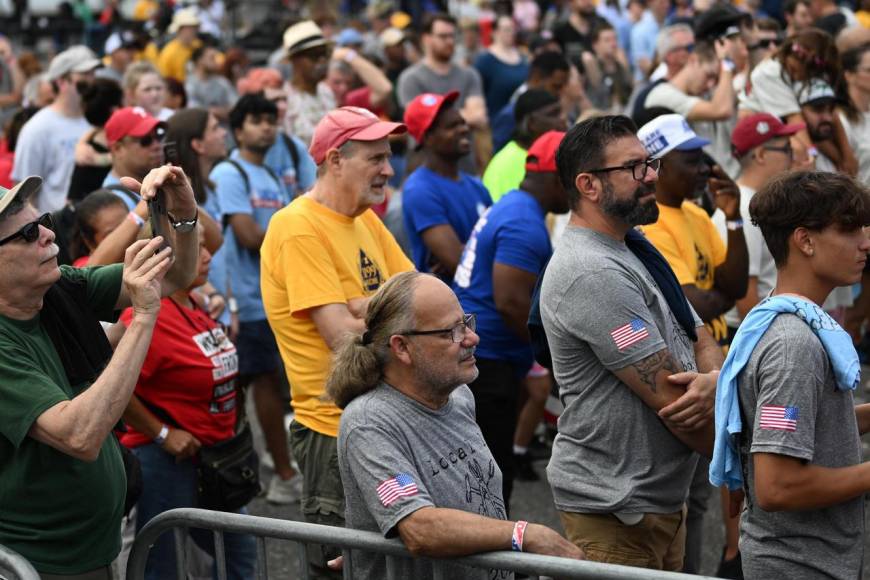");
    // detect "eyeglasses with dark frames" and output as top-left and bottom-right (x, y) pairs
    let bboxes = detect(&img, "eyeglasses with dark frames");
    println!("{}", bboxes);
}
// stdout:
(586, 157), (661, 182)
(762, 143), (793, 159)
(402, 313), (476, 343)
(0, 212), (54, 246)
